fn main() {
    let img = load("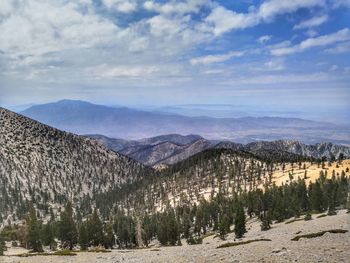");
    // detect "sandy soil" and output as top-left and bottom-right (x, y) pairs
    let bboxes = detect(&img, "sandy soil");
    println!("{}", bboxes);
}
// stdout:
(2, 210), (349, 263)
(271, 160), (350, 187)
